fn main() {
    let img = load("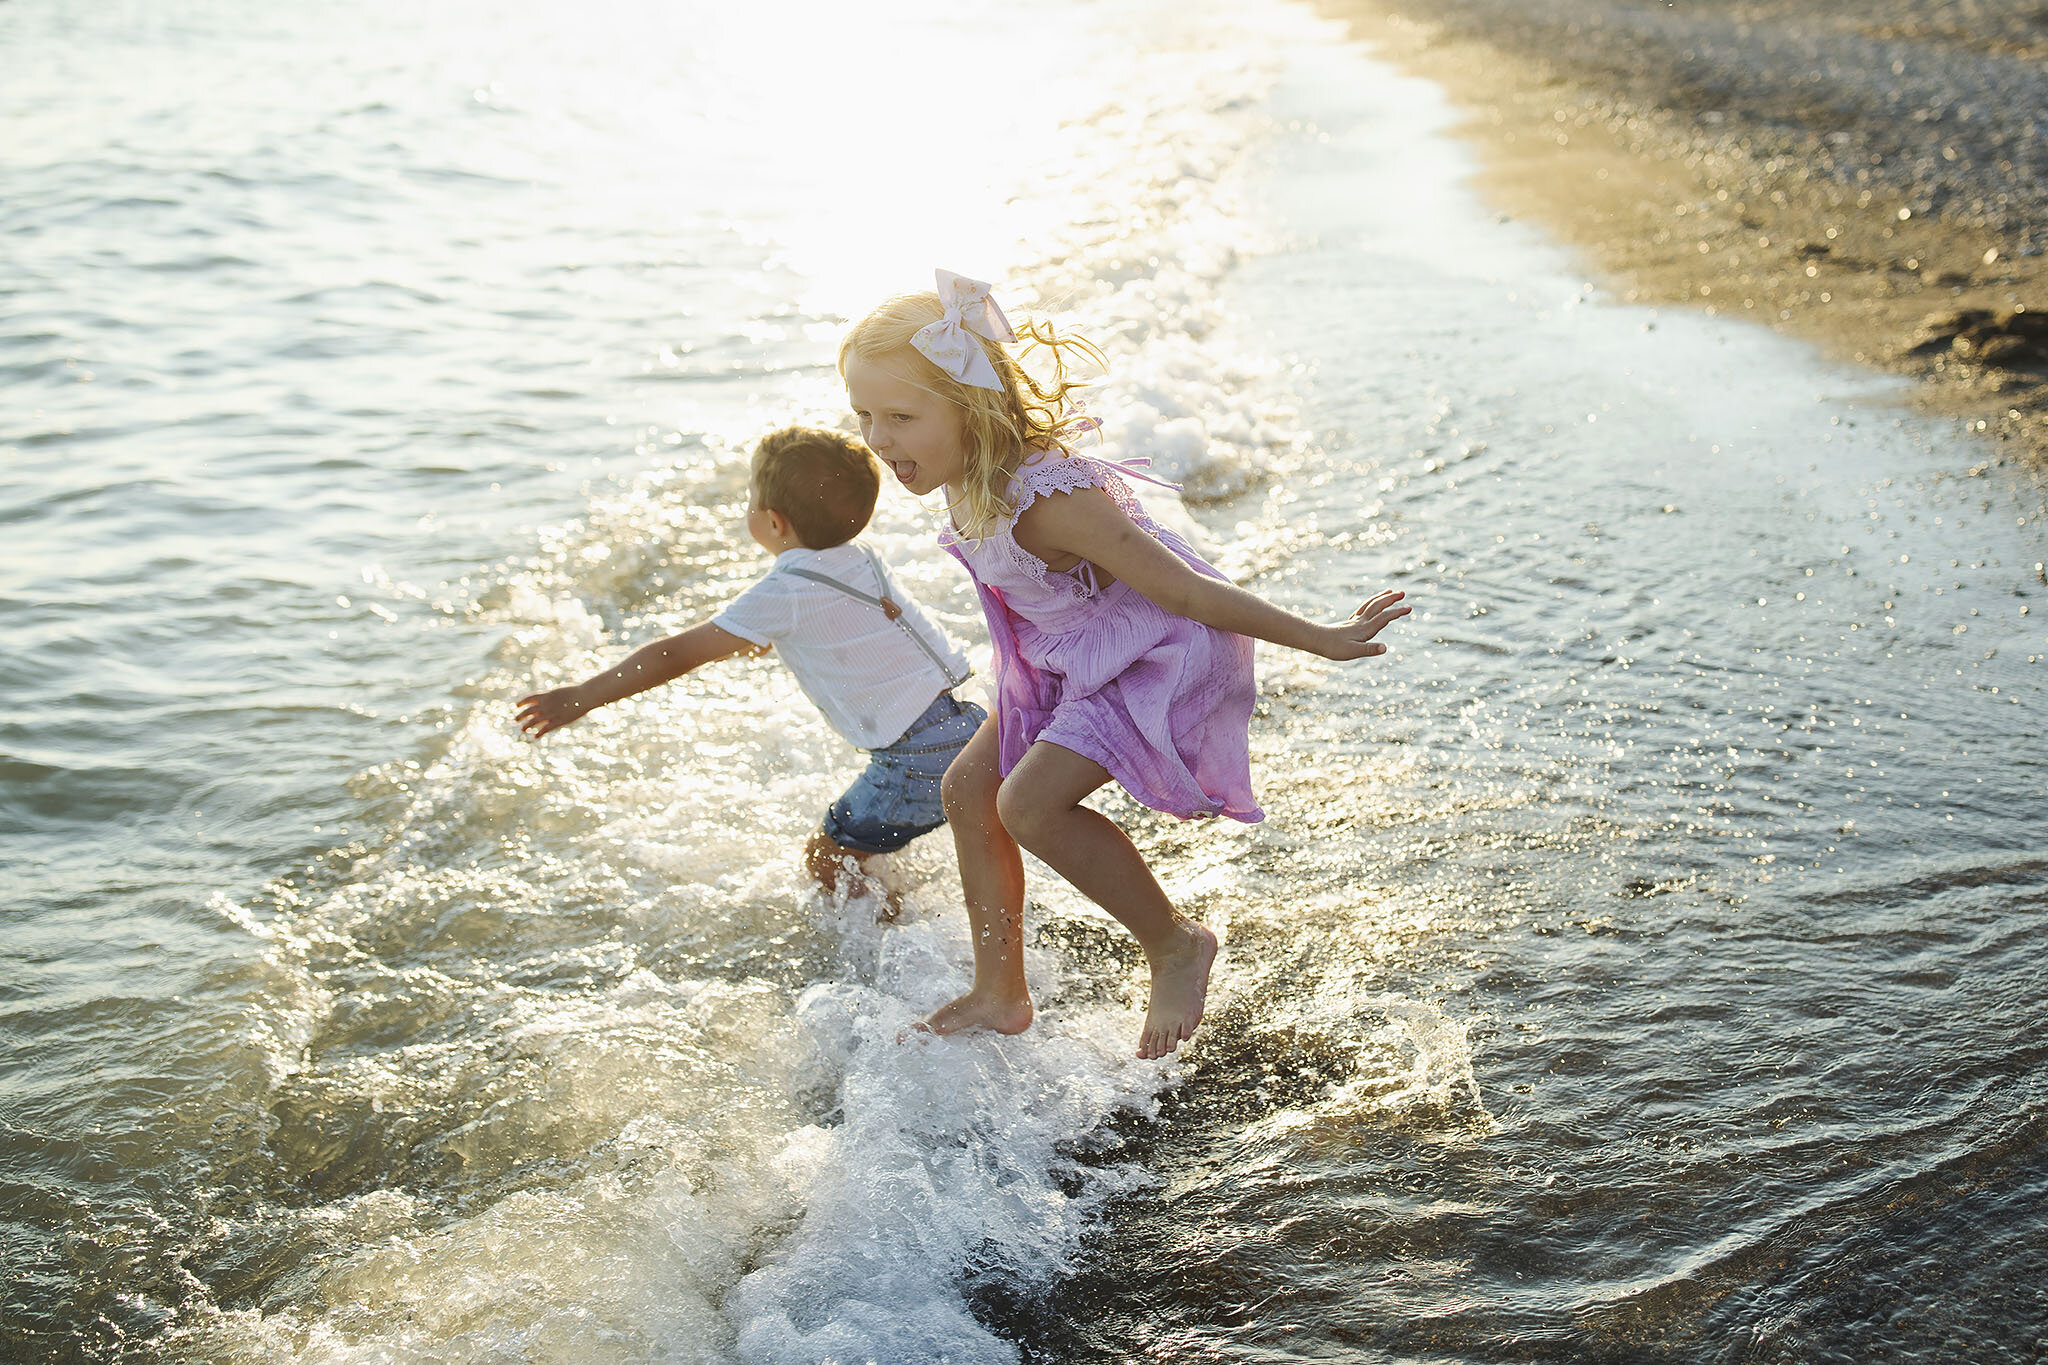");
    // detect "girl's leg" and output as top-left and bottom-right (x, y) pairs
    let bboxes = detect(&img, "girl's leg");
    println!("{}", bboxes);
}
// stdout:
(925, 716), (1033, 1036)
(996, 741), (1217, 1060)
